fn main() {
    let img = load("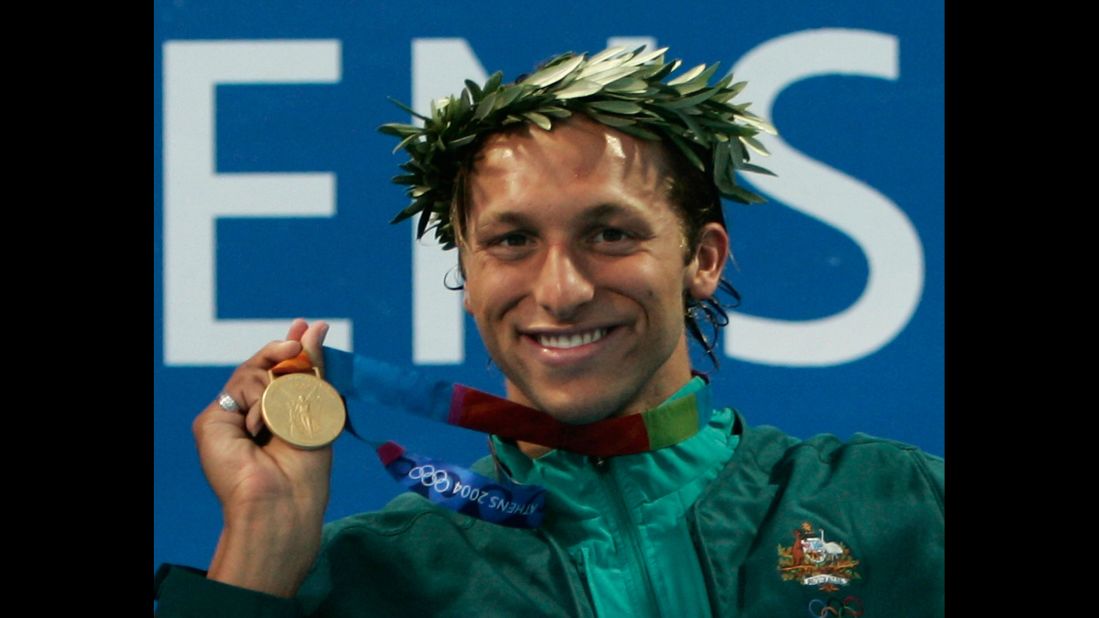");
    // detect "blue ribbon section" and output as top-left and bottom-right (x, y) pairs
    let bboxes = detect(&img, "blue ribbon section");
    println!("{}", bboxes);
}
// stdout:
(380, 443), (546, 529)
(324, 347), (452, 423)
